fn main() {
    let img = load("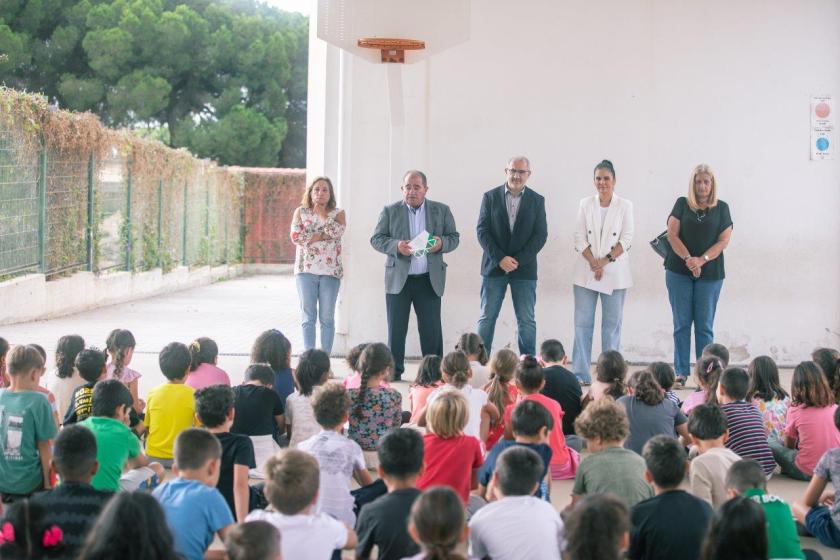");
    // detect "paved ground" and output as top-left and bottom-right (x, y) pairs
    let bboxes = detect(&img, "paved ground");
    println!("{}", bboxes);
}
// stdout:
(2, 273), (832, 556)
